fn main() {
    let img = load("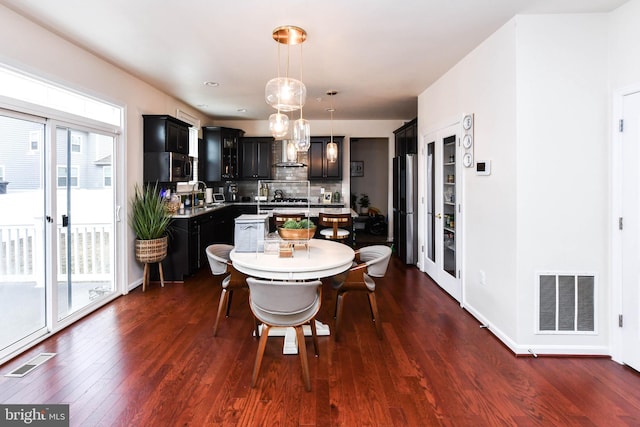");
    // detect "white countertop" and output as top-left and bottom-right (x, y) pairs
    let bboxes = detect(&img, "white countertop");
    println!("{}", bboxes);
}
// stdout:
(171, 203), (354, 219)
